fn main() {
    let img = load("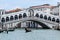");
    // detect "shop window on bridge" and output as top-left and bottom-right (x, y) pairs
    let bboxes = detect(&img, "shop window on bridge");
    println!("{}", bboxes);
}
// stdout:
(15, 15), (18, 20)
(10, 16), (14, 21)
(1, 18), (5, 22)
(35, 13), (39, 17)
(52, 17), (55, 22)
(23, 13), (27, 18)
(6, 17), (9, 22)
(40, 14), (43, 18)
(19, 14), (22, 19)
(56, 18), (59, 23)
(44, 15), (47, 20)
(48, 16), (51, 21)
